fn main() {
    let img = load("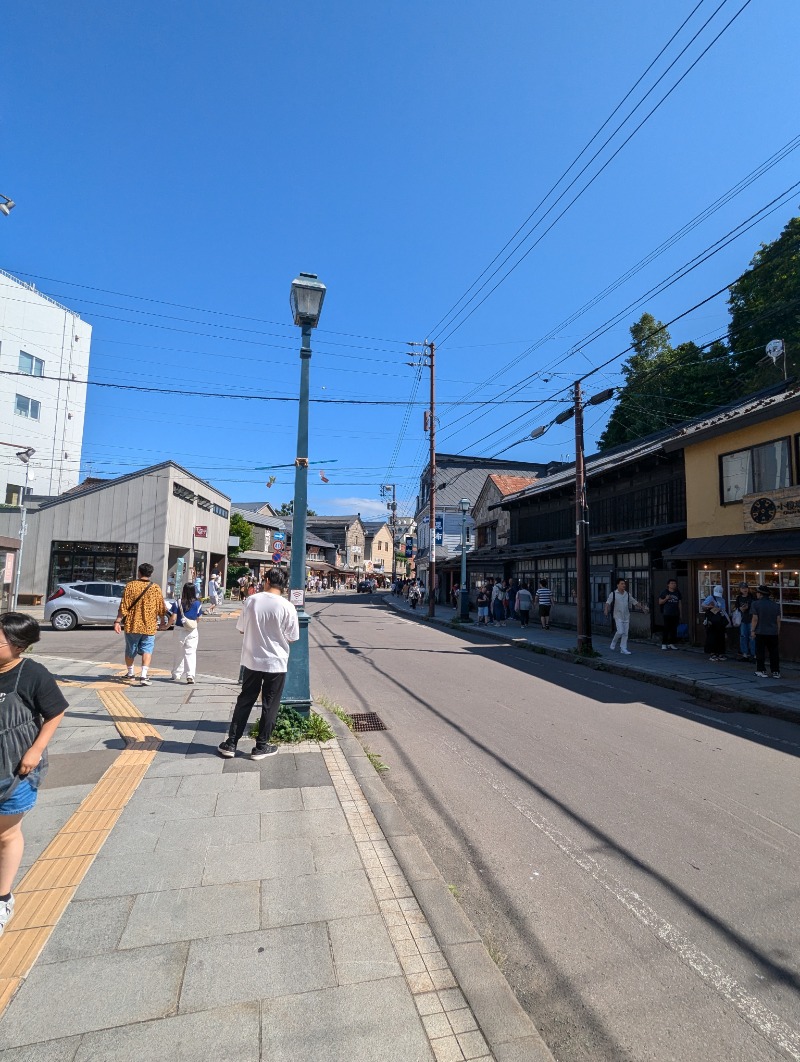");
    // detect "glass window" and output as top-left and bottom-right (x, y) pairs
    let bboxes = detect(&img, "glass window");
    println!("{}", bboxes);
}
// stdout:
(15, 394), (41, 420)
(4, 484), (21, 506)
(698, 569), (722, 604)
(720, 438), (791, 503)
(18, 351), (44, 377)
